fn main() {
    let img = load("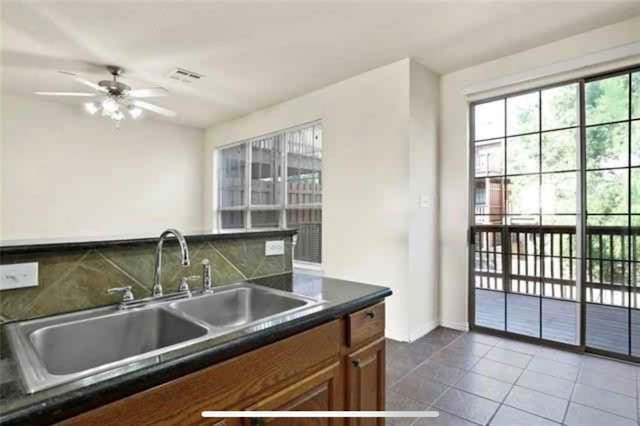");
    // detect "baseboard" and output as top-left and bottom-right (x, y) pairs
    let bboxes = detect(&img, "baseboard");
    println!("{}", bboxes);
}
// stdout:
(407, 319), (440, 342)
(440, 319), (469, 332)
